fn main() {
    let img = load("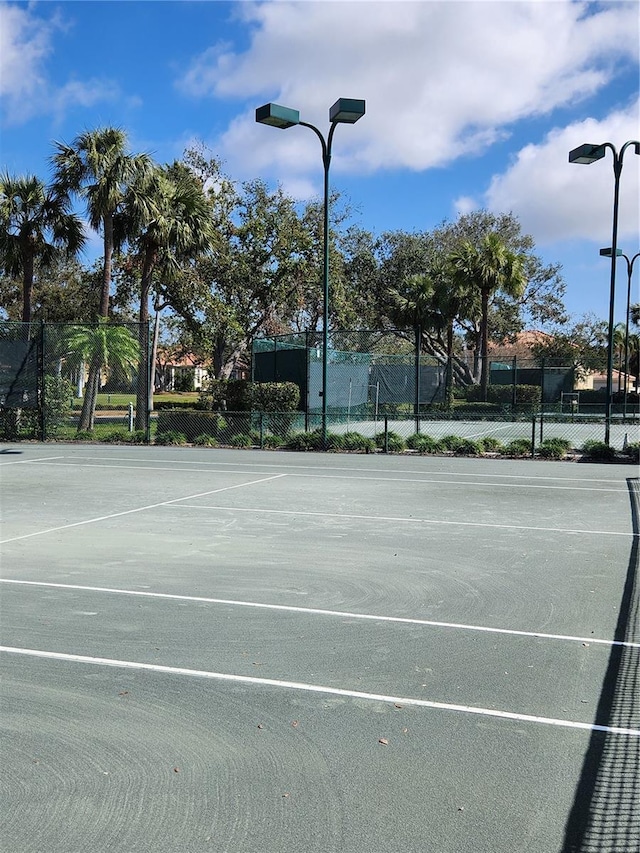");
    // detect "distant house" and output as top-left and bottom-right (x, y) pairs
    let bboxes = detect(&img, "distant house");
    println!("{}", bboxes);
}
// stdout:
(486, 331), (553, 363)
(155, 350), (208, 392)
